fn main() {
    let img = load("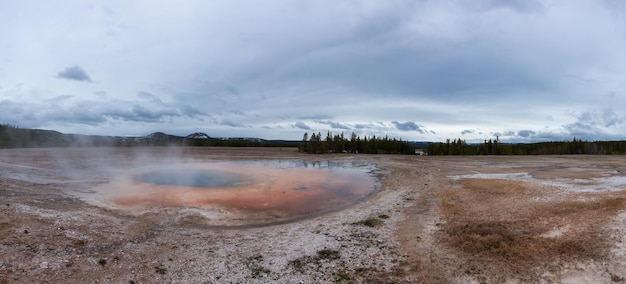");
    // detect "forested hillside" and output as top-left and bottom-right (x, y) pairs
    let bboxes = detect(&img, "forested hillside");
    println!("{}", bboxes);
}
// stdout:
(0, 124), (296, 148)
